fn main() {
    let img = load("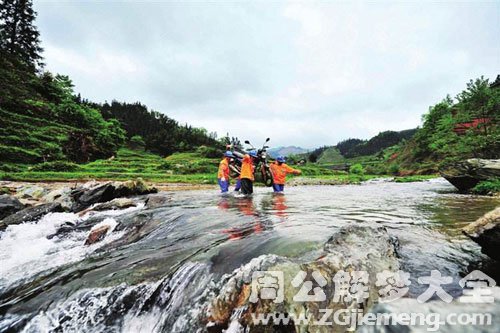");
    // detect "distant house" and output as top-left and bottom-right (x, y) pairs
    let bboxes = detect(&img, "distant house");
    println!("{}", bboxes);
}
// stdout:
(453, 117), (491, 135)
